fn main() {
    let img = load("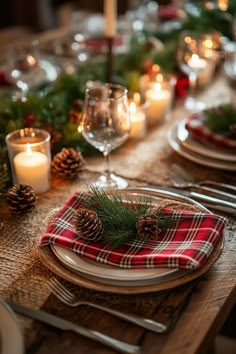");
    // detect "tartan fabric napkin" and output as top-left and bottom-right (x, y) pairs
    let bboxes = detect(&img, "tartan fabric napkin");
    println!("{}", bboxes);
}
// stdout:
(40, 193), (226, 270)
(186, 114), (236, 150)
